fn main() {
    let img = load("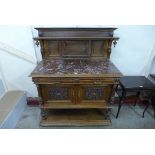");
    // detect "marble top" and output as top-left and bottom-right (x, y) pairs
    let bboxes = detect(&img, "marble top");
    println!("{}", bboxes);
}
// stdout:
(30, 59), (122, 77)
